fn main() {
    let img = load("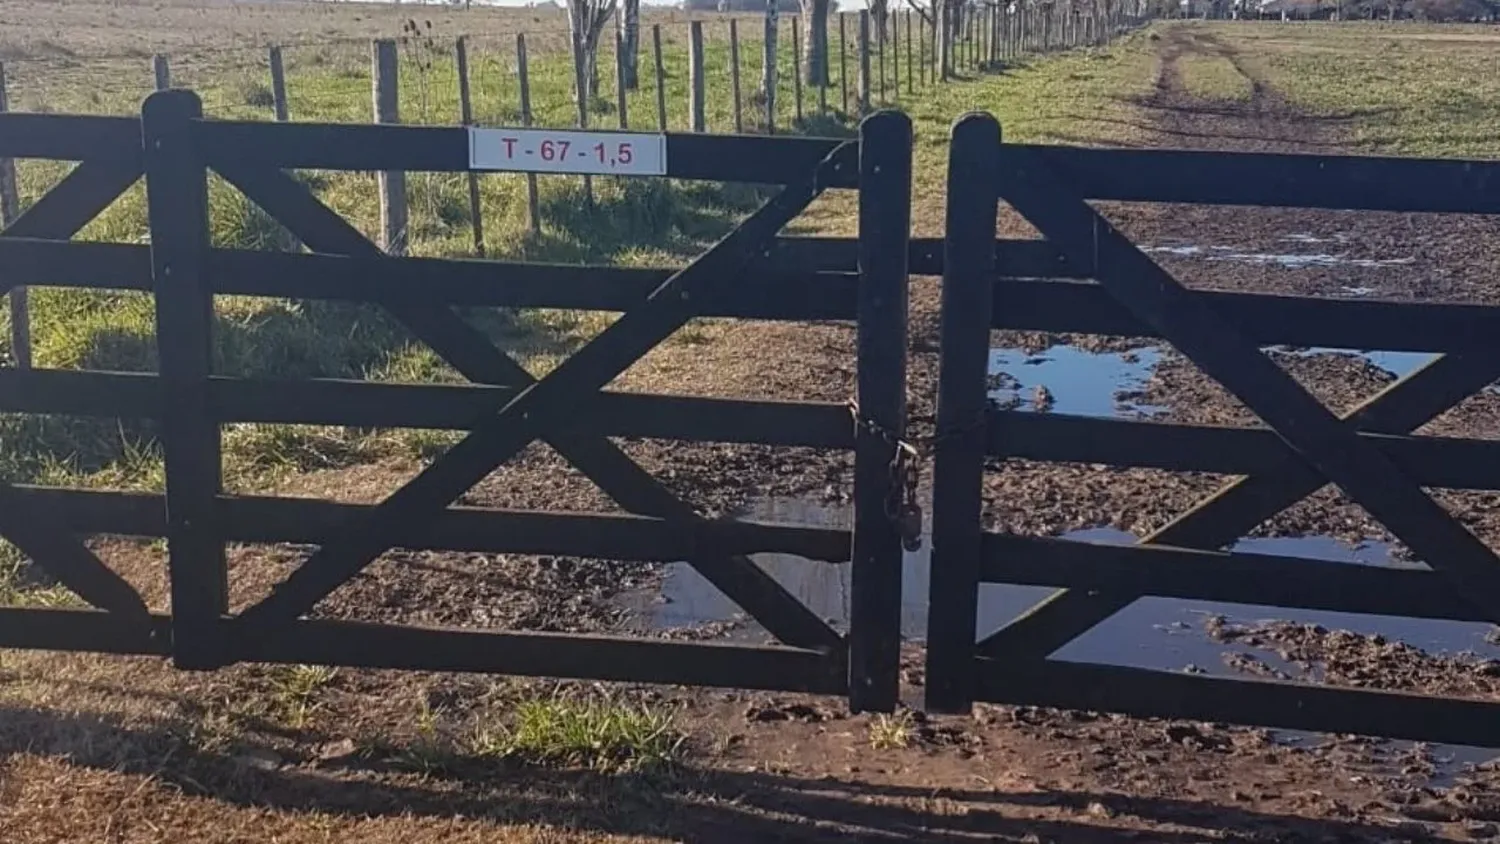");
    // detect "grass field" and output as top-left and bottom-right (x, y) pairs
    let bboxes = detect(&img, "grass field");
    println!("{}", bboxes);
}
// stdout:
(1180, 22), (1500, 157)
(0, 1), (1157, 498)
